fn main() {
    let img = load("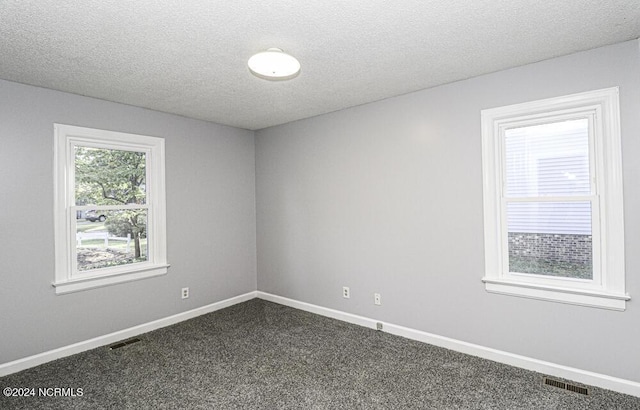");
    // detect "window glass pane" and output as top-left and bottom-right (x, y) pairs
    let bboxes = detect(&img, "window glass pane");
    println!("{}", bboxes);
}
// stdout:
(507, 201), (592, 279)
(75, 146), (146, 206)
(505, 119), (590, 197)
(76, 209), (148, 271)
